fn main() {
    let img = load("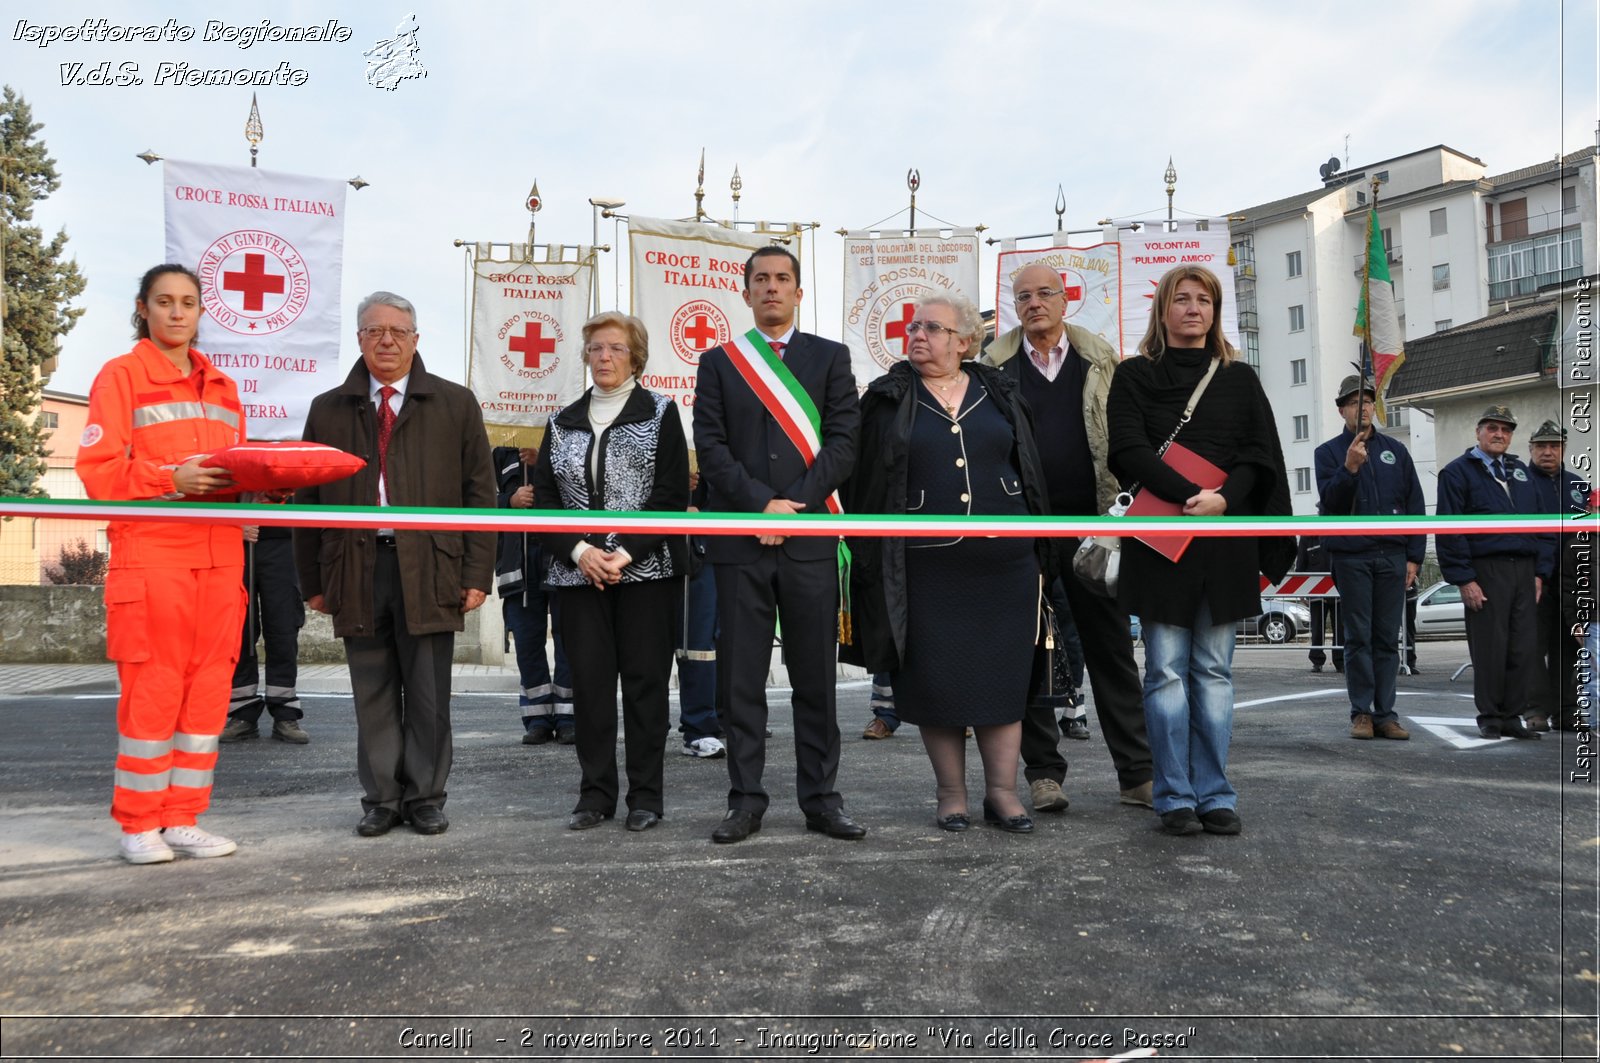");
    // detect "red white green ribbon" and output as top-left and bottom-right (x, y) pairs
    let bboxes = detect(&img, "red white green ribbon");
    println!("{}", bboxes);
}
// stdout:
(2, 497), (1585, 538)
(723, 328), (843, 515)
